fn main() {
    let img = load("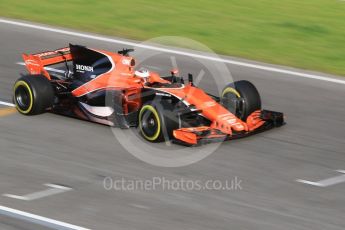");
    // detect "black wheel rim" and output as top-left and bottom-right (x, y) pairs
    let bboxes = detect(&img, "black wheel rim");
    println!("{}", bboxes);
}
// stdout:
(222, 92), (237, 115)
(15, 85), (31, 110)
(141, 110), (159, 138)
